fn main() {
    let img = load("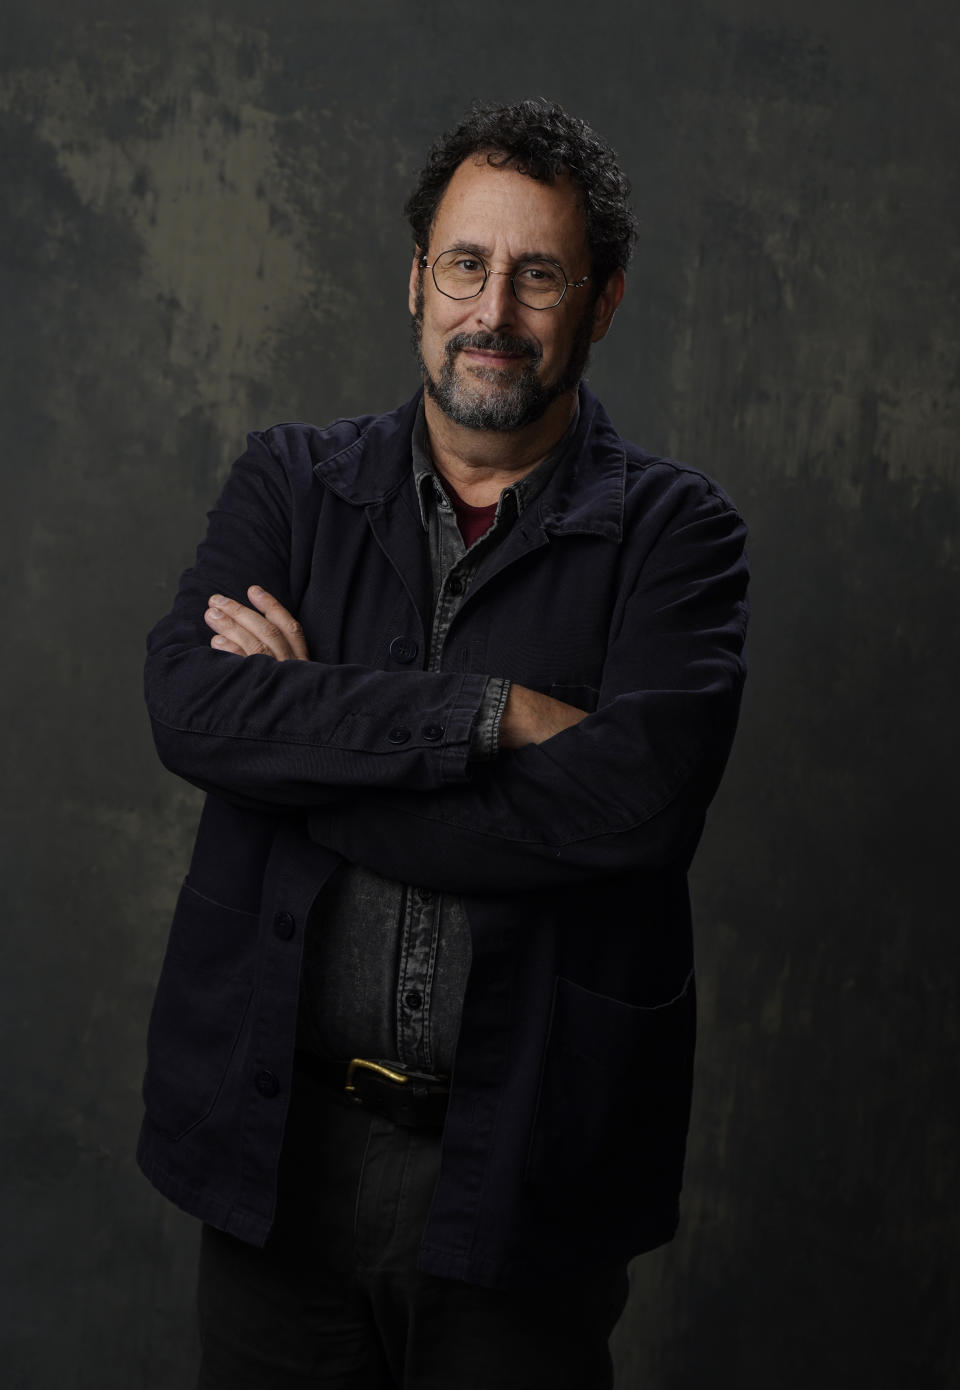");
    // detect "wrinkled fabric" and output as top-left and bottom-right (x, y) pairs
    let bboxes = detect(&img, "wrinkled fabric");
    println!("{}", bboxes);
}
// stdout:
(138, 385), (749, 1290)
(197, 1064), (626, 1388)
